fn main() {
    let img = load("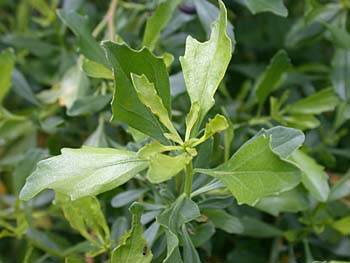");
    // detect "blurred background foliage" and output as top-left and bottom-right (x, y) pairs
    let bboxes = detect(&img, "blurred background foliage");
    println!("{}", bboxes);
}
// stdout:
(0, 0), (349, 262)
